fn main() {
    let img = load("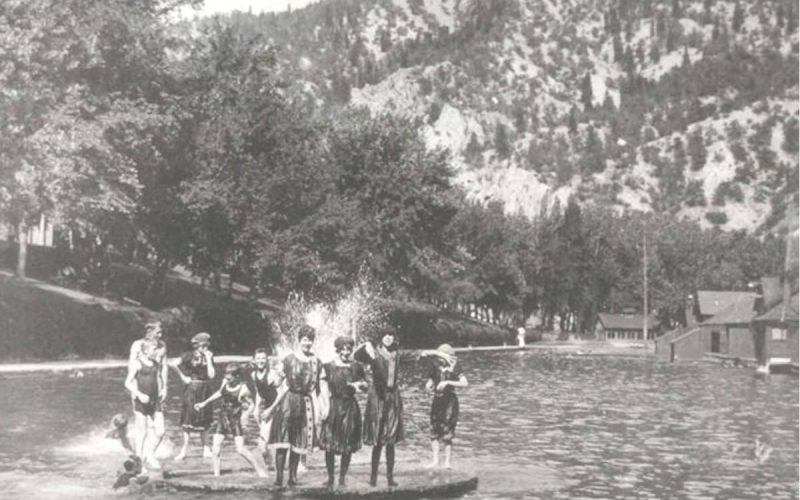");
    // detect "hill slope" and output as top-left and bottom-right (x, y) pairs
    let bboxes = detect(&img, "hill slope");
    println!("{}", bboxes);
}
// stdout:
(214, 0), (799, 233)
